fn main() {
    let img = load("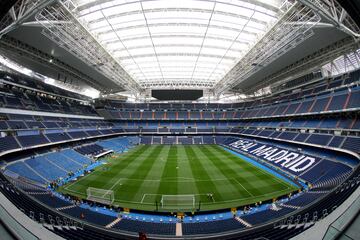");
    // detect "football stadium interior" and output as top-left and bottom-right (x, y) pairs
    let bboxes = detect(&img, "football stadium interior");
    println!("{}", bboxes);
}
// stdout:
(0, 0), (360, 239)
